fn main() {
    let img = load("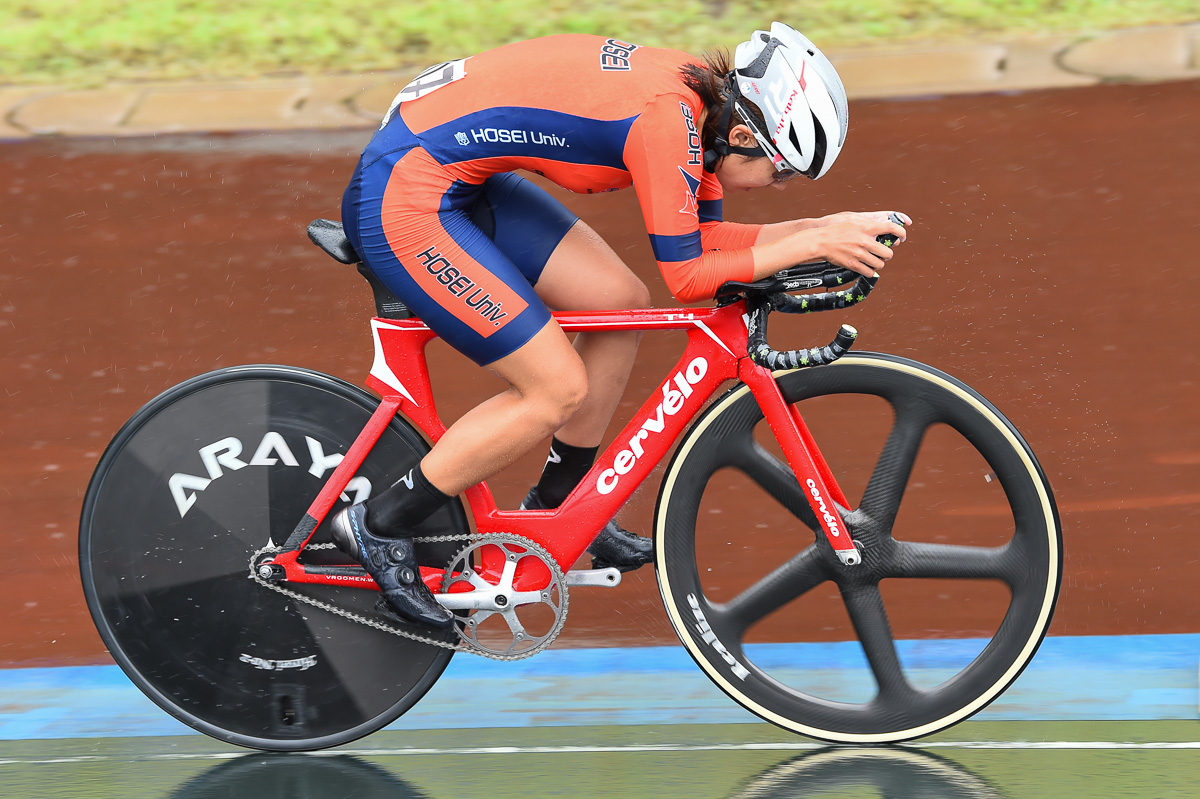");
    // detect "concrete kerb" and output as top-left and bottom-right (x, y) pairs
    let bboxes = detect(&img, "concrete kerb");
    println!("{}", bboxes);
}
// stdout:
(1, 24), (1197, 140)
(1060, 22), (1200, 81)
